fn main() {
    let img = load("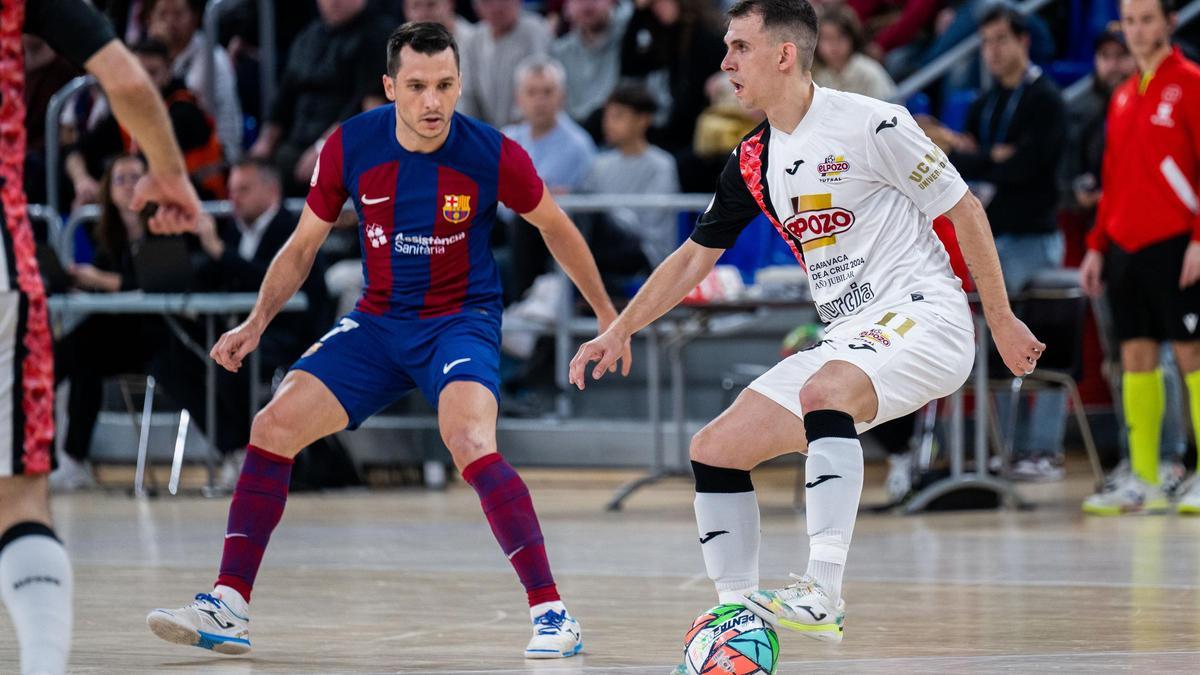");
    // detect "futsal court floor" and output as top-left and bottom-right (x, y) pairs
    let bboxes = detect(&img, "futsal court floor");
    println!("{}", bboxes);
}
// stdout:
(2, 462), (1198, 674)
